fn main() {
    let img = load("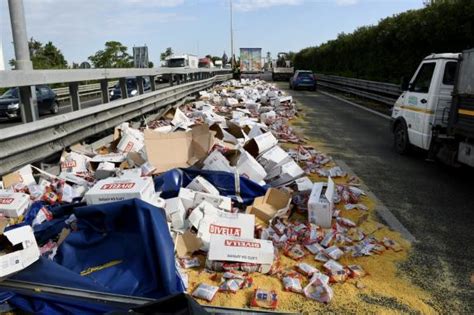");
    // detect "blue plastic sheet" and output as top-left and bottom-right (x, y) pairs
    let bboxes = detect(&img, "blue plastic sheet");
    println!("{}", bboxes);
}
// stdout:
(2, 198), (184, 314)
(154, 168), (267, 205)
